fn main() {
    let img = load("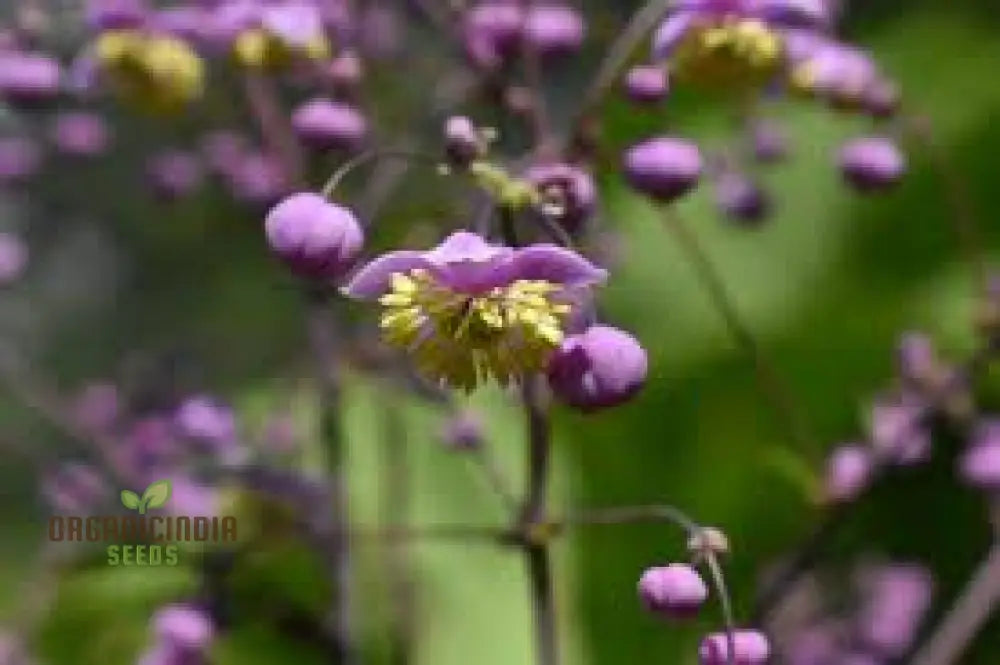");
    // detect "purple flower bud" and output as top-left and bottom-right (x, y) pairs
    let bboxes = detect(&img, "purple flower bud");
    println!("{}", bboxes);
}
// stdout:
(824, 443), (873, 503)
(326, 51), (363, 90)
(291, 98), (367, 151)
(896, 332), (937, 386)
(227, 150), (288, 205)
(147, 150), (204, 201)
(623, 137), (702, 202)
(0, 52), (61, 106)
(748, 121), (788, 164)
(43, 463), (106, 513)
(525, 162), (596, 233)
(624, 65), (669, 104)
(86, 0), (148, 30)
(199, 130), (247, 176)
(699, 629), (771, 665)
(547, 325), (648, 412)
(838, 137), (905, 193)
(444, 115), (481, 168)
(522, 4), (585, 56)
(638, 564), (708, 618)
(440, 410), (484, 451)
(0, 232), (28, 285)
(856, 564), (933, 658)
(49, 112), (110, 158)
(714, 172), (771, 225)
(462, 2), (523, 68)
(958, 419), (1000, 490)
(265, 192), (364, 281)
(154, 605), (214, 651)
(175, 394), (236, 446)
(869, 394), (929, 465)
(0, 137), (41, 186)
(863, 78), (900, 119)
(73, 382), (120, 433)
